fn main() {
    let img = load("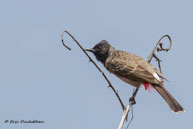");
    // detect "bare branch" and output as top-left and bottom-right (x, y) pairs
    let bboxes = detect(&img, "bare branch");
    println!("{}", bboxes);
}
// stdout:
(118, 90), (135, 129)
(147, 35), (172, 72)
(126, 106), (134, 129)
(118, 102), (132, 129)
(61, 30), (126, 111)
(153, 54), (162, 73)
